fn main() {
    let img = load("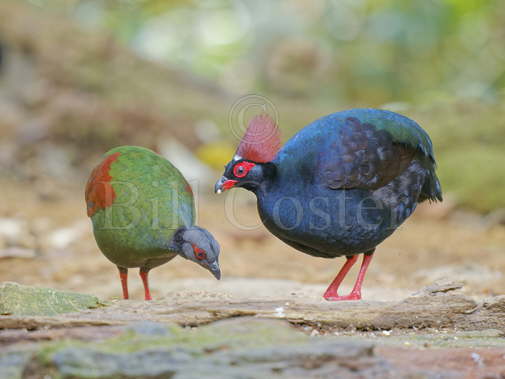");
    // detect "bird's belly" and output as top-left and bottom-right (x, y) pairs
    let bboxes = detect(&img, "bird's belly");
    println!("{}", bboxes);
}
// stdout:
(92, 222), (177, 268)
(258, 188), (407, 257)
(100, 245), (175, 268)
